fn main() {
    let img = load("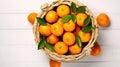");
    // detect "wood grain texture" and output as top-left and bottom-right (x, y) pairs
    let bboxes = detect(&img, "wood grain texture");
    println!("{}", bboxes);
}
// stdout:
(0, 30), (119, 46)
(0, 13), (120, 29)
(0, 0), (119, 13)
(0, 44), (120, 62)
(0, 0), (120, 67)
